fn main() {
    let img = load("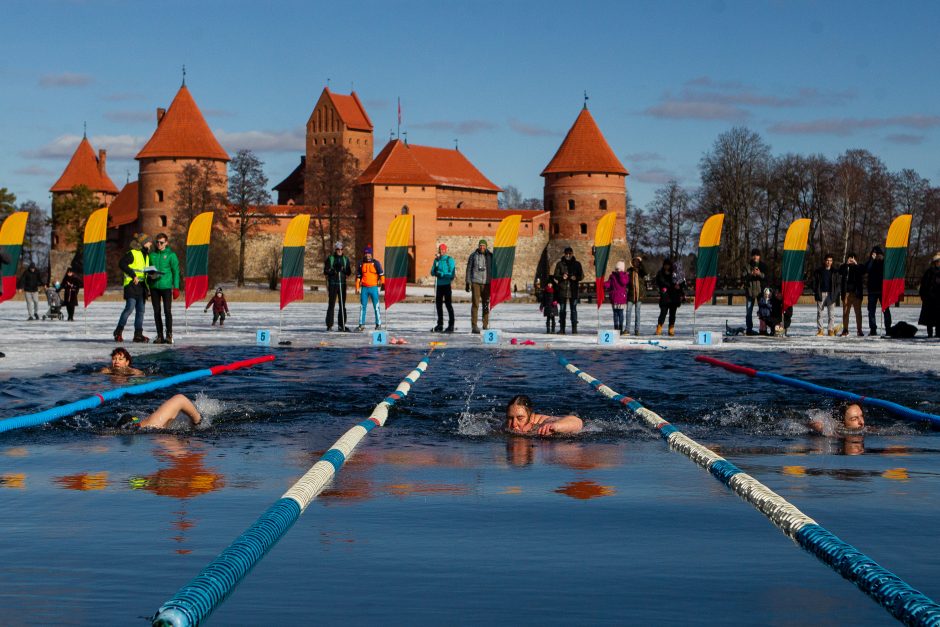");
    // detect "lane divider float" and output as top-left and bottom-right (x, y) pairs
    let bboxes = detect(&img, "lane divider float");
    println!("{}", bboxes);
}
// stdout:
(0, 355), (276, 434)
(695, 355), (940, 427)
(559, 356), (940, 625)
(151, 353), (432, 627)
